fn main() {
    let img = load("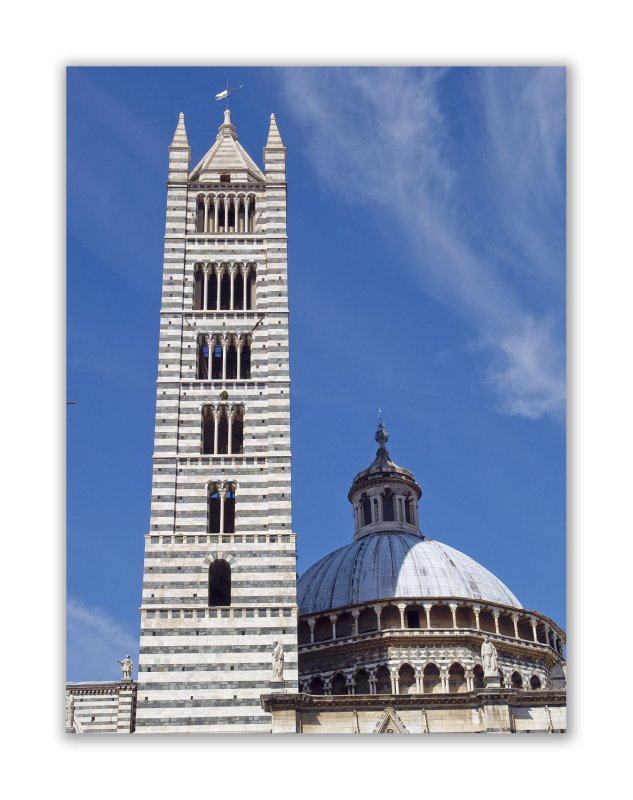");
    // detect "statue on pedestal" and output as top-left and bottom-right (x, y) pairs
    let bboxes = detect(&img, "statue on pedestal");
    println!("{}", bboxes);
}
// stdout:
(271, 641), (284, 681)
(117, 654), (133, 681)
(481, 637), (498, 673)
(65, 691), (75, 729)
